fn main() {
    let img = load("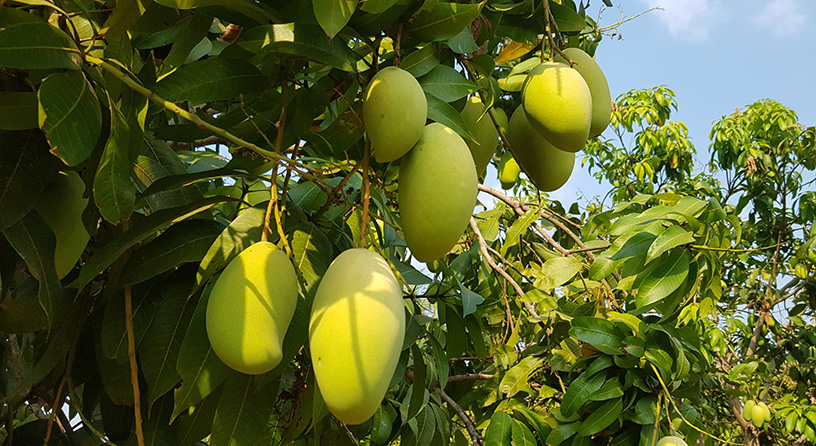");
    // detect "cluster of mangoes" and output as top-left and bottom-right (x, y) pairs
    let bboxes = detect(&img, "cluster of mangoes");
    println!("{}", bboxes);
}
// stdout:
(743, 400), (772, 429)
